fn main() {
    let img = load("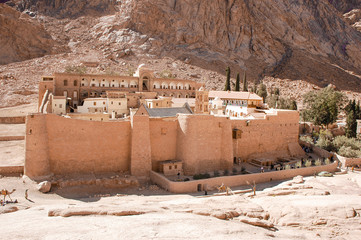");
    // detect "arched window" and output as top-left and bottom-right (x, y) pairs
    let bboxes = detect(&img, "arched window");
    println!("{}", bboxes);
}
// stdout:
(73, 80), (77, 86)
(63, 80), (68, 86)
